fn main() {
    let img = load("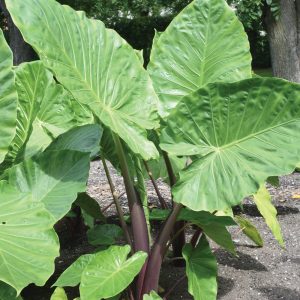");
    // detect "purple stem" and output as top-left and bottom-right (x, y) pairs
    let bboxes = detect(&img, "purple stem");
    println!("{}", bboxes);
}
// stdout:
(141, 203), (183, 296)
